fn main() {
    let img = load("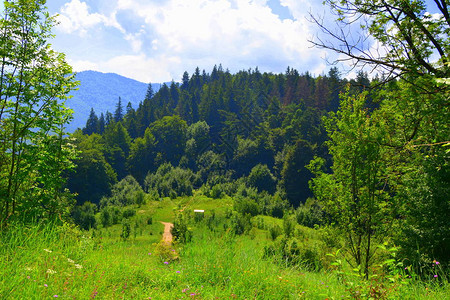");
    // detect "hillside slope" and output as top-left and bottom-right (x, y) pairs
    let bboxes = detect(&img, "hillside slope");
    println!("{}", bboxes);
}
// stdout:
(65, 71), (160, 132)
